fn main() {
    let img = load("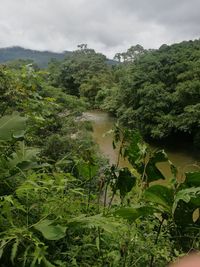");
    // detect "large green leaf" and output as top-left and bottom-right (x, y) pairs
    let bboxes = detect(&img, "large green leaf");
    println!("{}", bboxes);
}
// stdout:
(113, 206), (158, 223)
(77, 161), (98, 180)
(184, 172), (200, 187)
(173, 187), (200, 228)
(34, 220), (66, 240)
(124, 131), (143, 165)
(144, 185), (174, 214)
(0, 113), (27, 141)
(172, 187), (200, 214)
(116, 168), (136, 198)
(8, 141), (39, 170)
(68, 214), (121, 233)
(145, 150), (168, 182)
